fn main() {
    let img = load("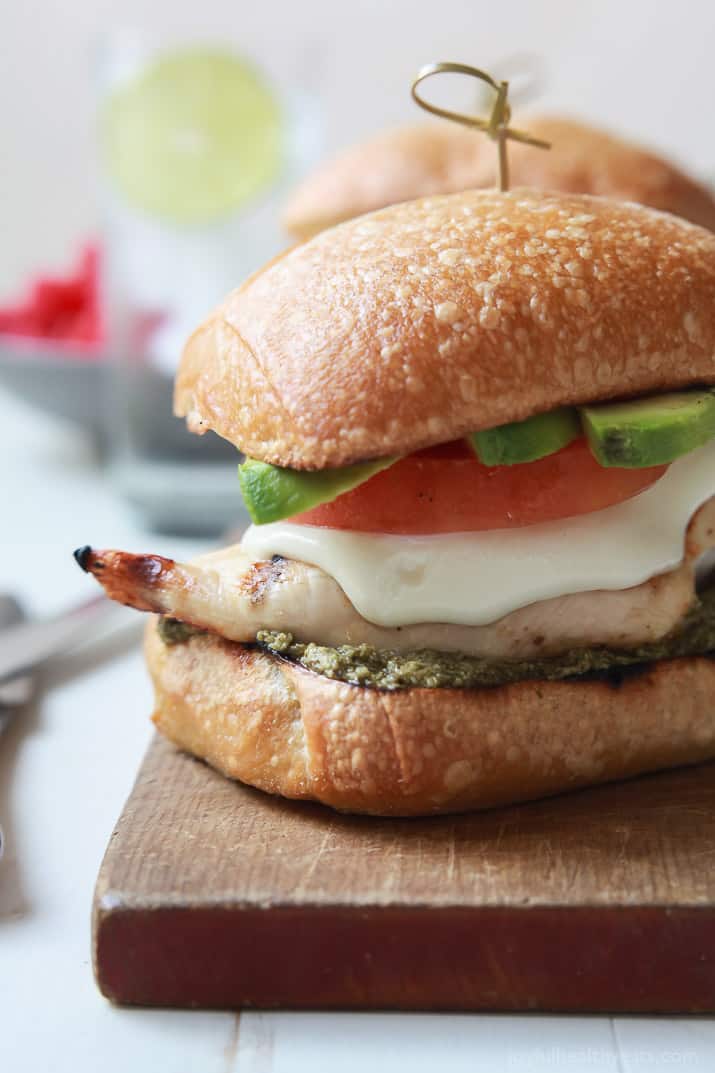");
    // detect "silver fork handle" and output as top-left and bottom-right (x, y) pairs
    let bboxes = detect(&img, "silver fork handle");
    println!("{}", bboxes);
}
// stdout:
(0, 595), (113, 684)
